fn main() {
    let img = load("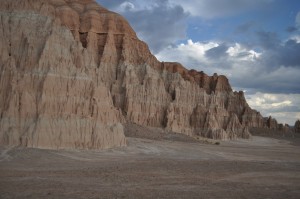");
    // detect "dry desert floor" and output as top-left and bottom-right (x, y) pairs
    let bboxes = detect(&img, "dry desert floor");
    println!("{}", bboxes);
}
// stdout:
(1, 130), (300, 199)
